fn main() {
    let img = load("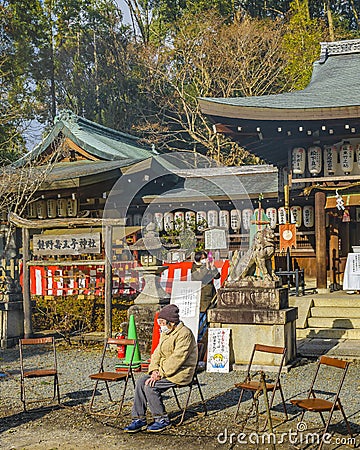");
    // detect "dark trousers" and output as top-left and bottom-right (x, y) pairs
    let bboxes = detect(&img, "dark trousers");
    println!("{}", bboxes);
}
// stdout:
(132, 375), (176, 420)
